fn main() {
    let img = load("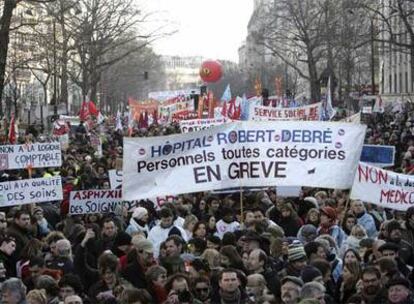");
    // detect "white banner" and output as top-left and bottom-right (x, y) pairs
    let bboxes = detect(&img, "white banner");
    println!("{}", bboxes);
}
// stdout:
(69, 189), (124, 214)
(0, 141), (62, 170)
(350, 163), (414, 211)
(180, 118), (229, 133)
(249, 103), (321, 121)
(123, 121), (366, 200)
(149, 89), (199, 101)
(159, 100), (195, 118)
(0, 176), (63, 207)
